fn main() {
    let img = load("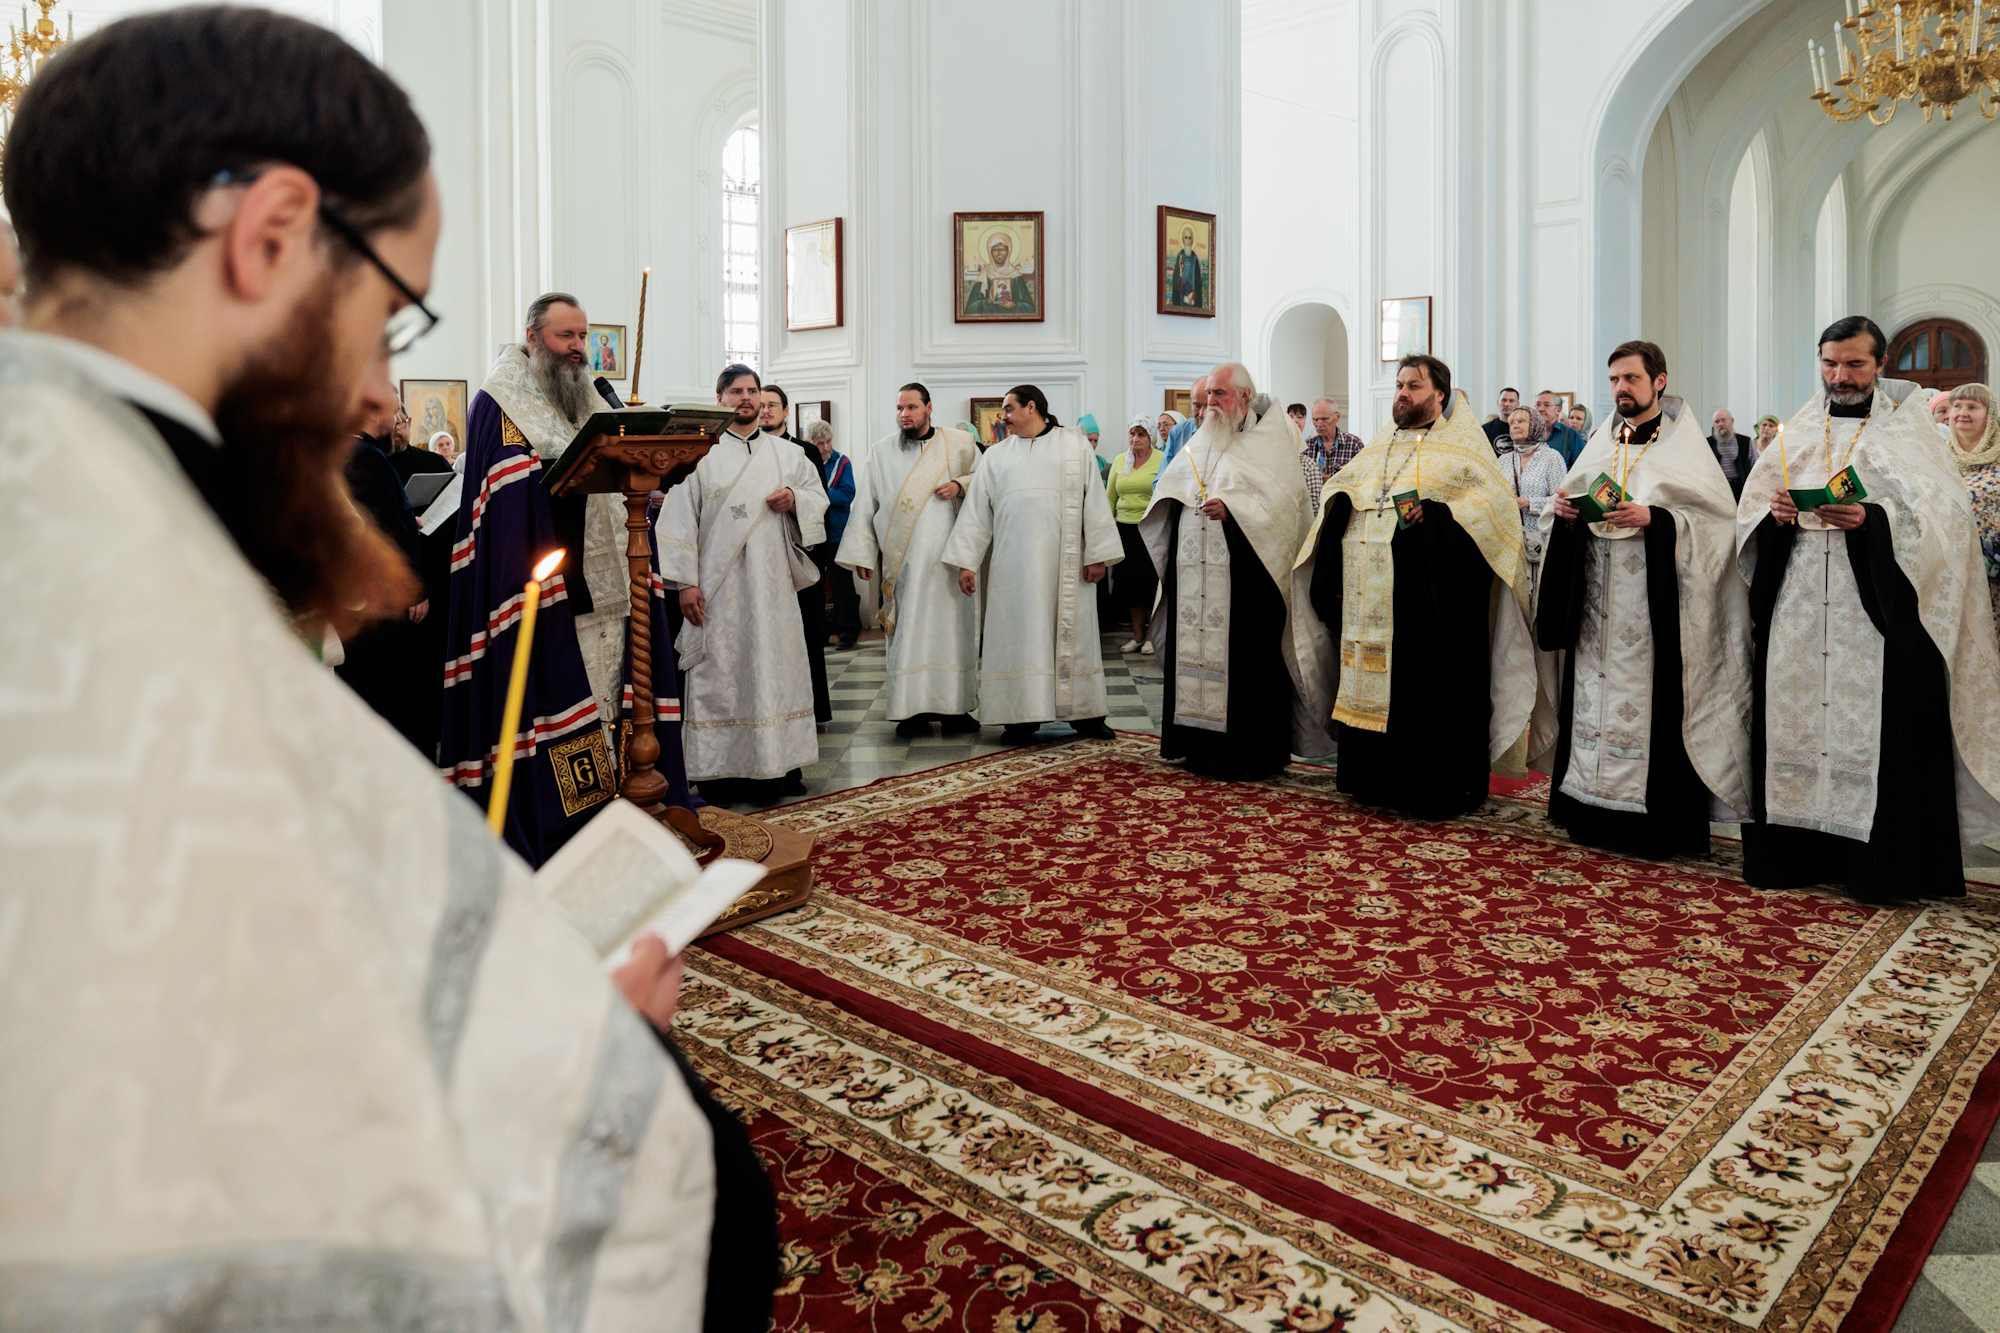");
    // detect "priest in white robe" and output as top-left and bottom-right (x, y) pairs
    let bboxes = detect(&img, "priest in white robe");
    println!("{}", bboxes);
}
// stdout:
(942, 384), (1123, 744)
(1736, 316), (2000, 899)
(657, 364), (827, 803)
(1140, 362), (1335, 779)
(1536, 340), (1752, 860)
(836, 381), (982, 736)
(0, 12), (772, 1326)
